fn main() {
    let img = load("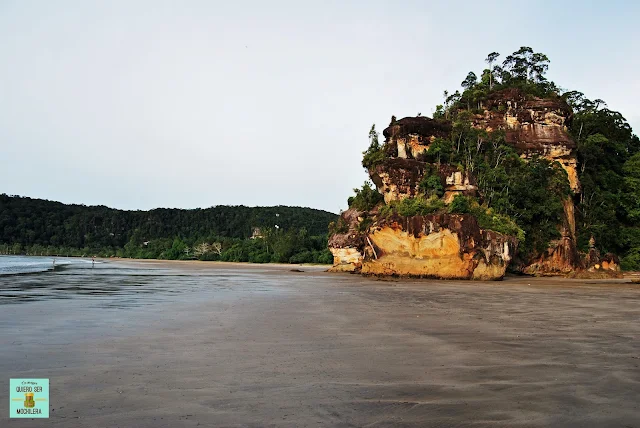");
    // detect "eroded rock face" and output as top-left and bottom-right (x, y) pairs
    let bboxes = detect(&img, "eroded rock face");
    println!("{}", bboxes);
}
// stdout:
(370, 158), (426, 203)
(327, 208), (365, 272)
(444, 170), (477, 204)
(362, 214), (515, 280)
(370, 159), (477, 204)
(329, 210), (516, 280)
(475, 88), (580, 193)
(329, 247), (363, 272)
(523, 235), (580, 276)
(383, 117), (452, 147)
